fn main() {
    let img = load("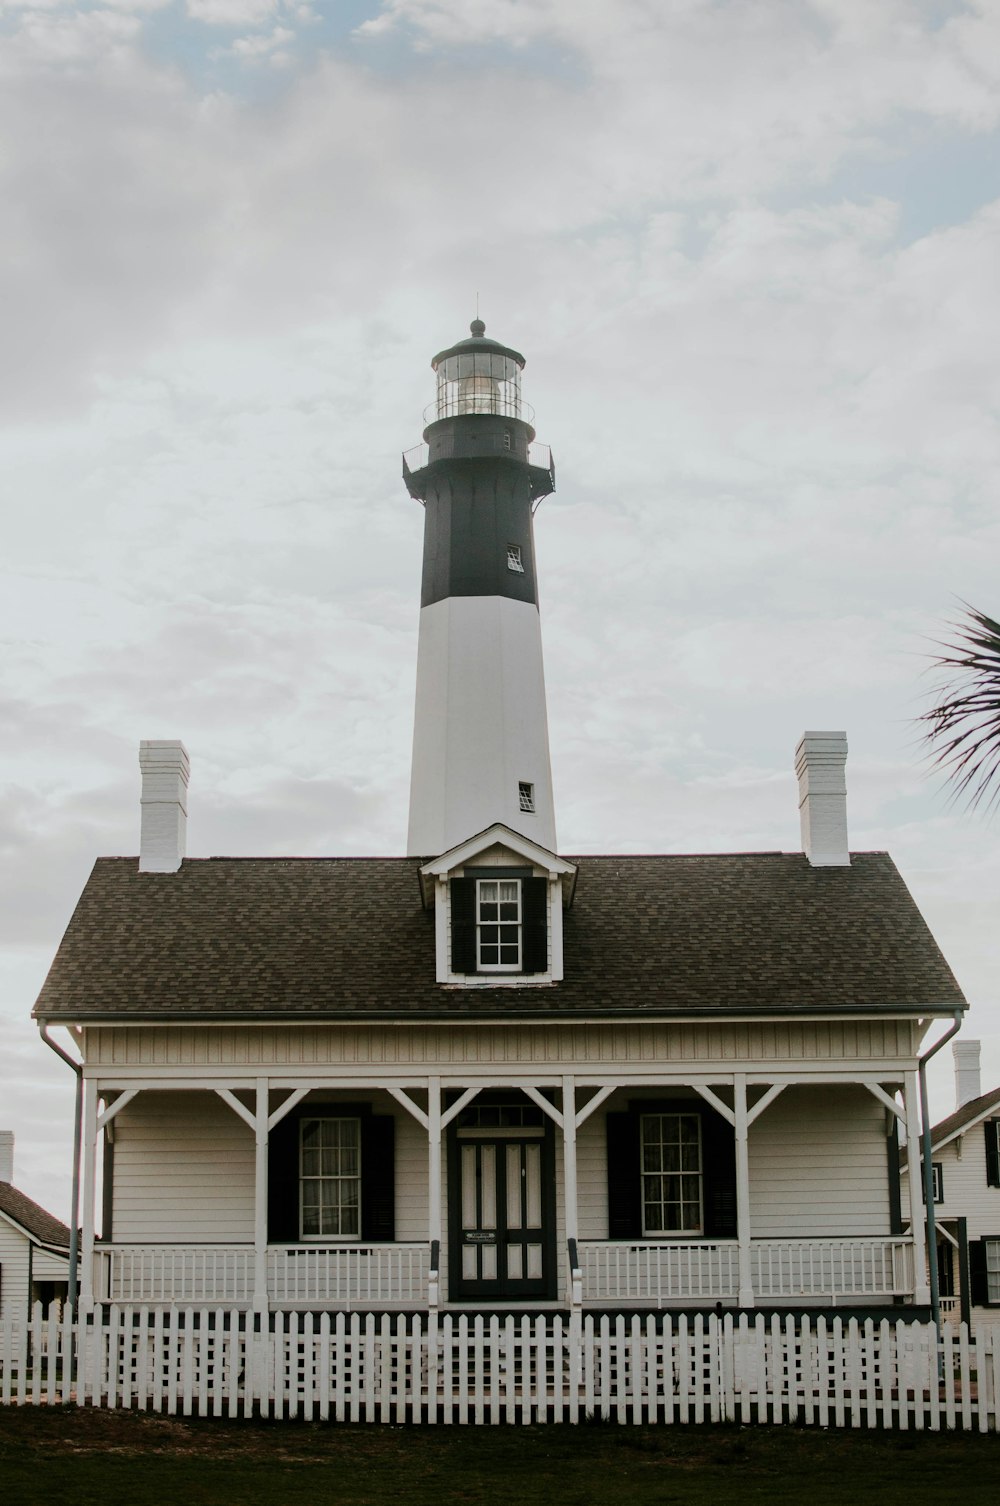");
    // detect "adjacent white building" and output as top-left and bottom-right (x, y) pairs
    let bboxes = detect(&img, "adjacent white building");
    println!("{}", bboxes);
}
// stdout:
(901, 1040), (1000, 1330)
(0, 1133), (70, 1322)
